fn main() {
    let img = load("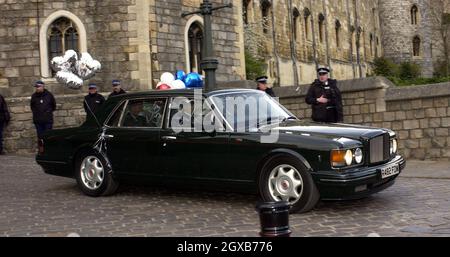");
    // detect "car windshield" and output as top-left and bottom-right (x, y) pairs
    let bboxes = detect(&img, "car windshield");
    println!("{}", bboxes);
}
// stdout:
(209, 91), (297, 132)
